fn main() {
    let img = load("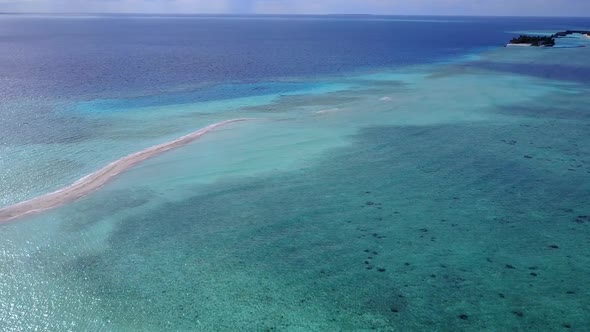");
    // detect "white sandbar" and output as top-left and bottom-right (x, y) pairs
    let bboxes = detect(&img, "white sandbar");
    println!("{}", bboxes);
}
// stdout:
(0, 118), (253, 224)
